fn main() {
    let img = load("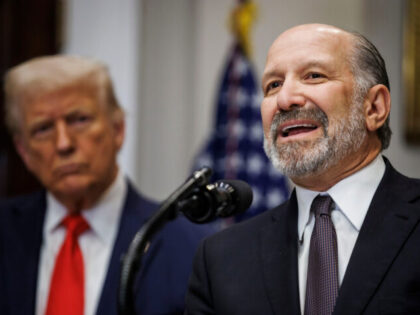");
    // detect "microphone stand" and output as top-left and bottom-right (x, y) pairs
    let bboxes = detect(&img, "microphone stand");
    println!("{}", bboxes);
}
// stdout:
(118, 167), (212, 315)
